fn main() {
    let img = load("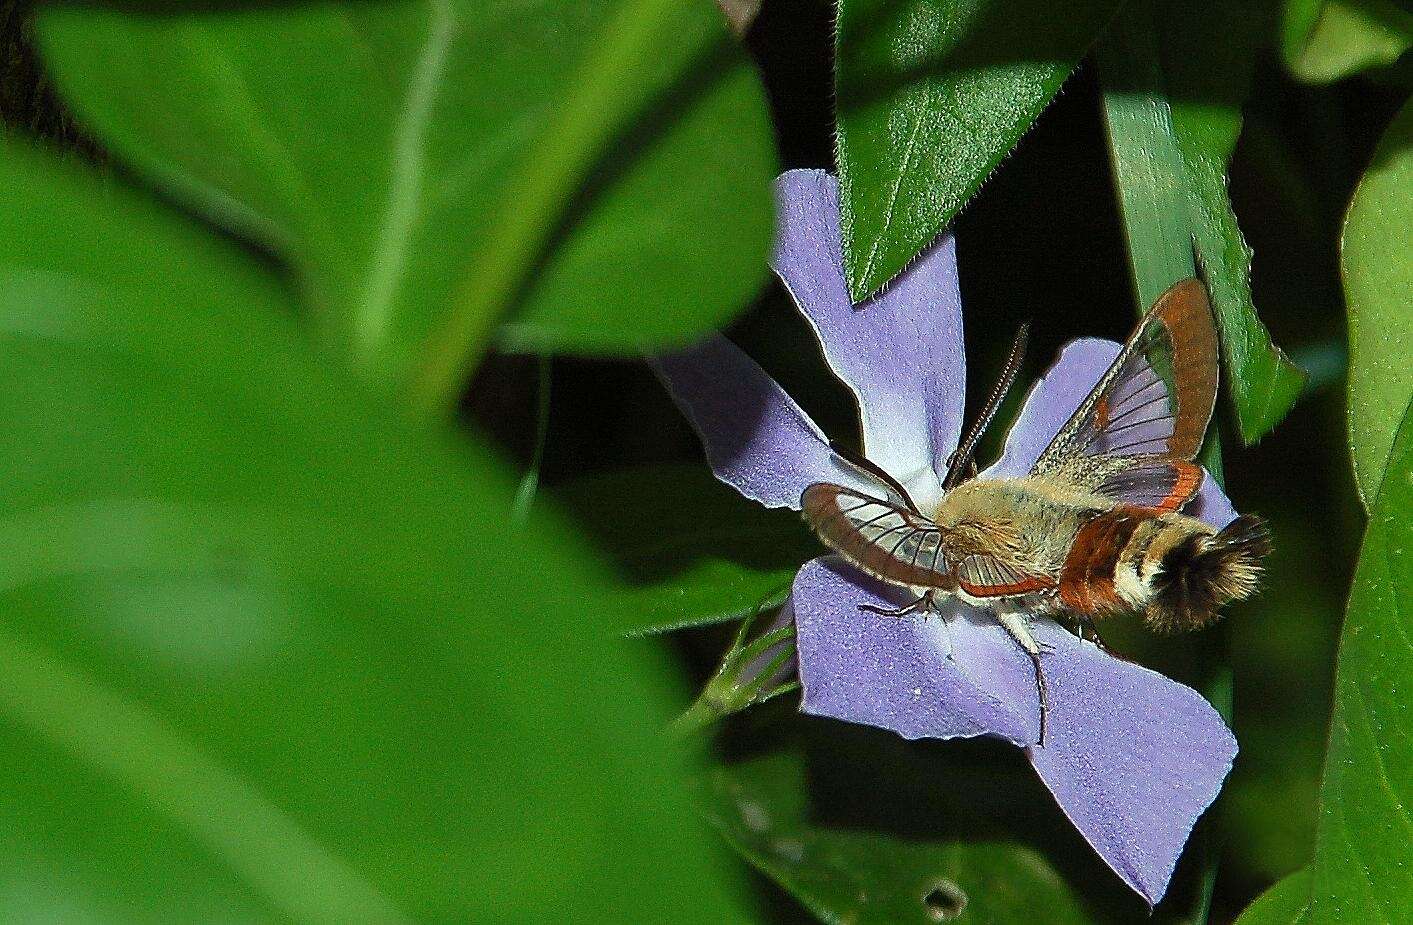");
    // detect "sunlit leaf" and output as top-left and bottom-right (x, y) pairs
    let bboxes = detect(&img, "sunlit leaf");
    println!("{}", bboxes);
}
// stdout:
(1164, 0), (1308, 444)
(834, 0), (1120, 301)
(1342, 98), (1413, 506)
(1283, 0), (1413, 82)
(1097, 0), (1306, 445)
(37, 0), (775, 405)
(0, 136), (744, 921)
(1235, 867), (1311, 924)
(1094, 1), (1198, 307)
(546, 465), (814, 634)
